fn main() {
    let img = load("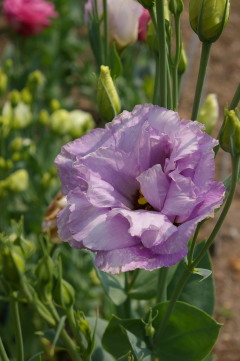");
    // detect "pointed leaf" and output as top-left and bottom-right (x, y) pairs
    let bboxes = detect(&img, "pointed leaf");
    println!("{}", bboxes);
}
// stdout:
(96, 269), (127, 305)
